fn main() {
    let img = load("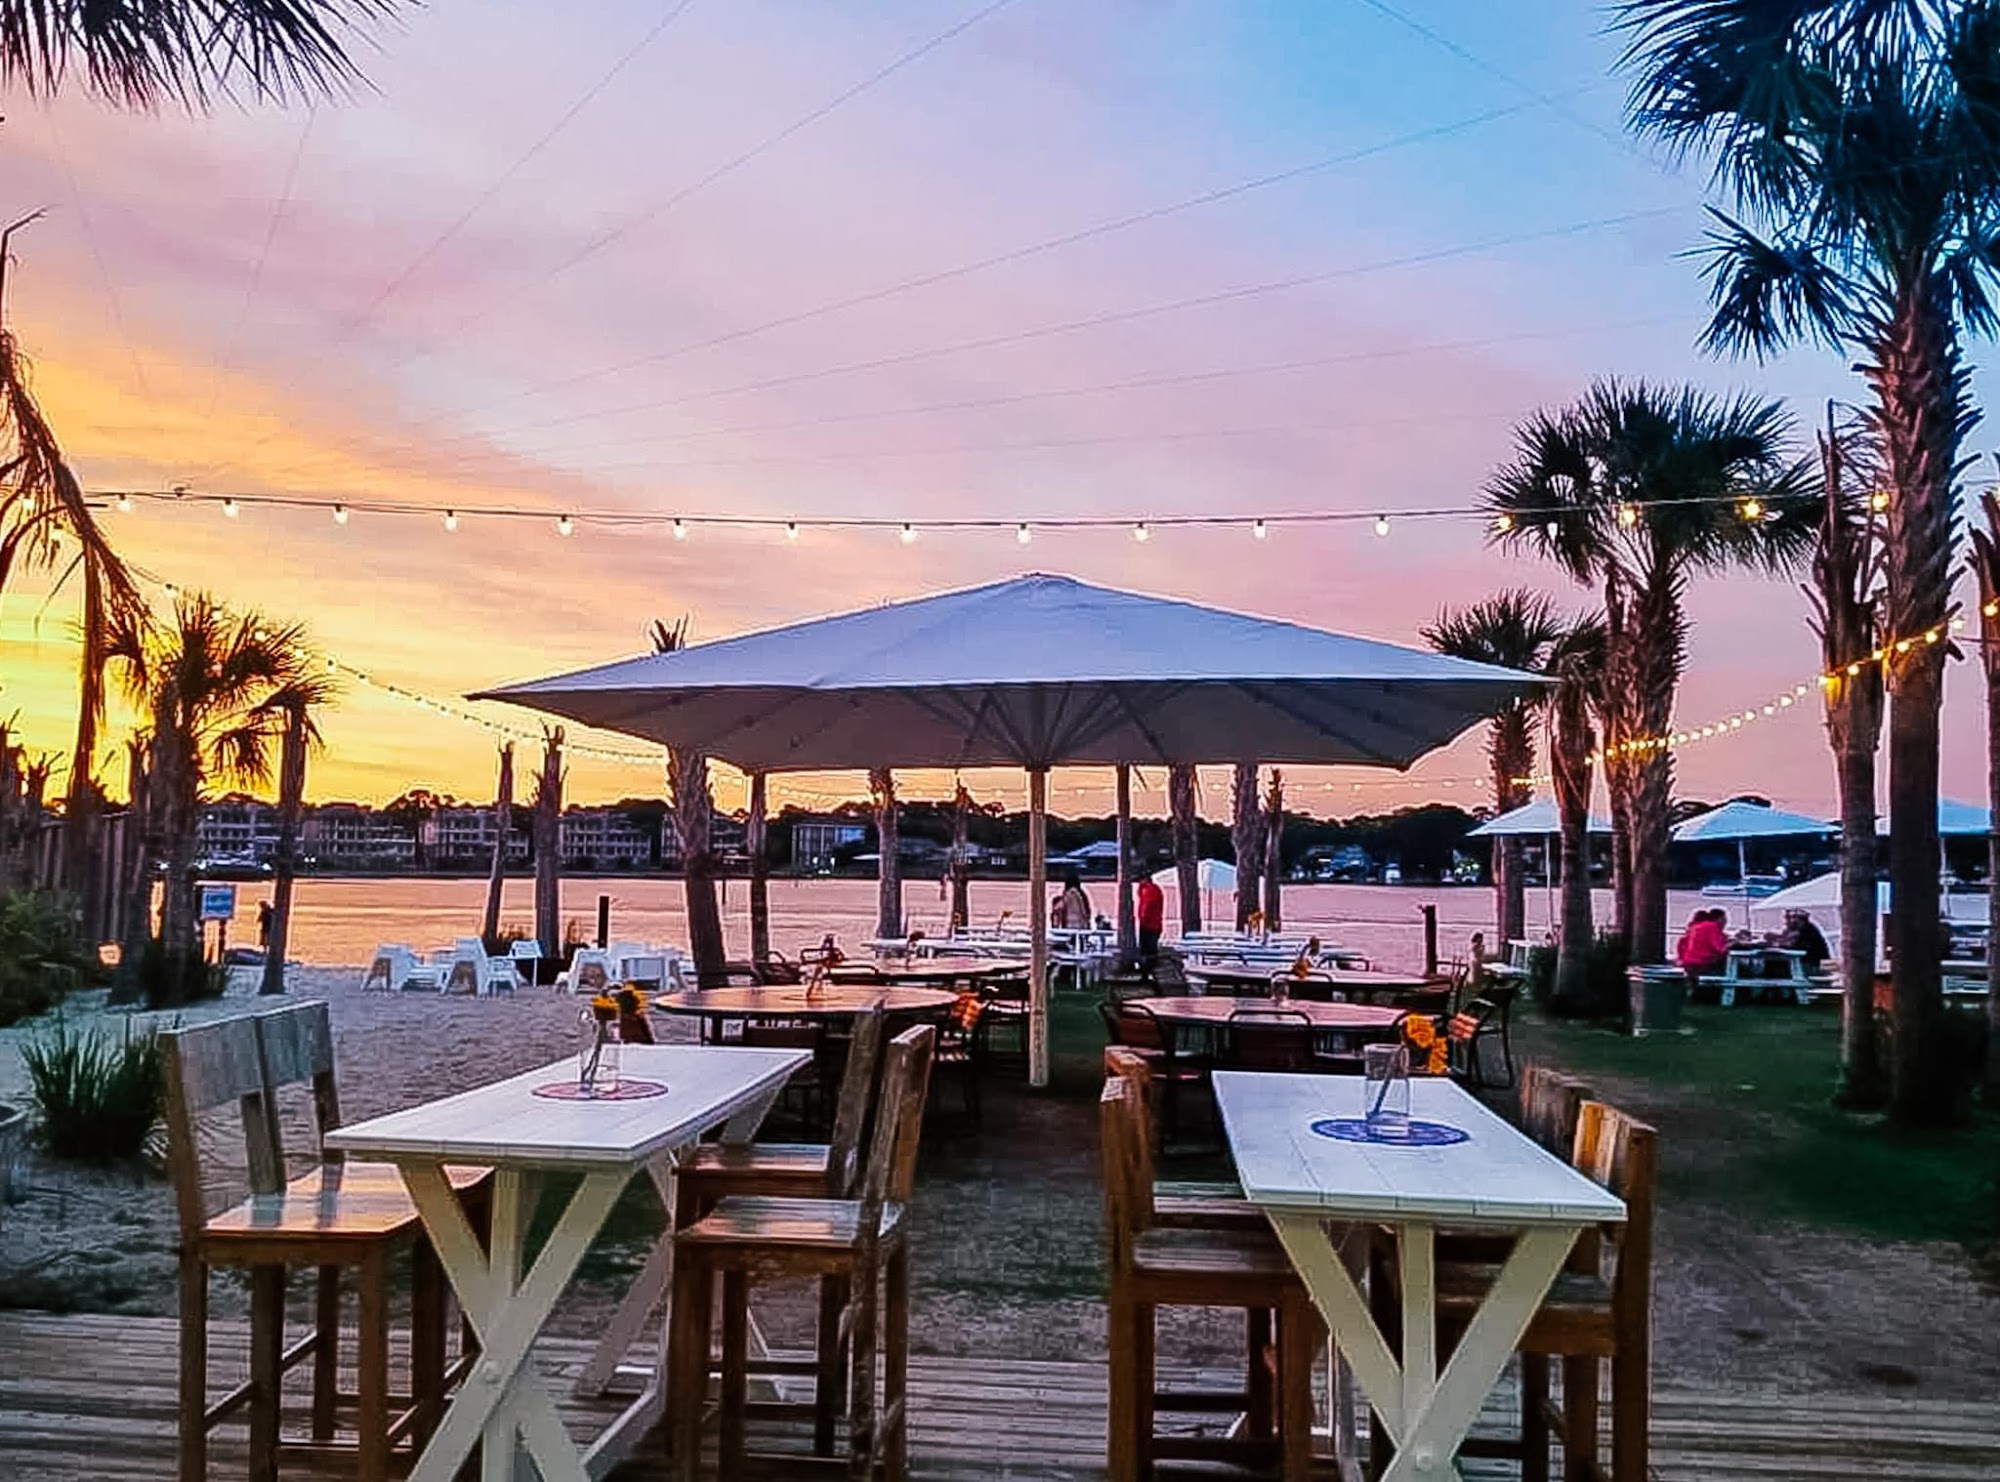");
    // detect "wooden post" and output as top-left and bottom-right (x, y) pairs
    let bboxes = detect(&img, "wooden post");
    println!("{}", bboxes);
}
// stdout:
(1114, 765), (1135, 966)
(596, 894), (610, 949)
(1421, 903), (1439, 977)
(1029, 768), (1050, 1089)
(481, 743), (514, 945)
(747, 772), (770, 964)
